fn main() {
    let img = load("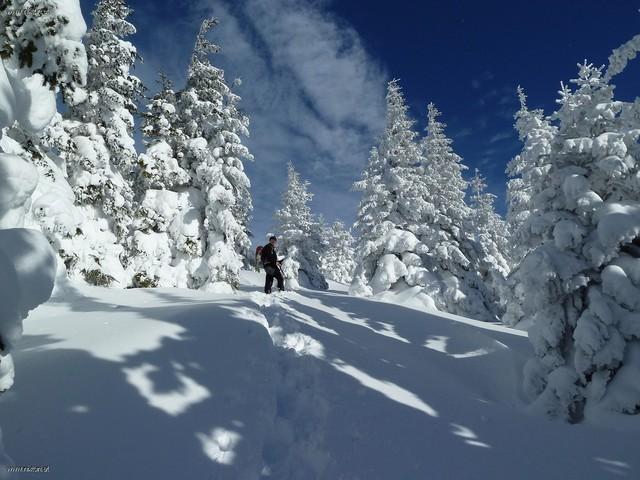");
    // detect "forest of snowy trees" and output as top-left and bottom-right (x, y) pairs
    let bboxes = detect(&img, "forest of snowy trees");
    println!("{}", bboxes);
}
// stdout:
(350, 89), (509, 322)
(1, 0), (640, 426)
(0, 0), (255, 294)
(0, 0), (259, 408)
(349, 38), (640, 422)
